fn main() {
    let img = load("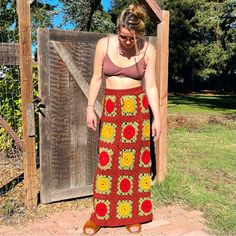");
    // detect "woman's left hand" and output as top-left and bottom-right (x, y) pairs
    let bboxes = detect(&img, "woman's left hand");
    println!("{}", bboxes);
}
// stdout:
(151, 118), (161, 142)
